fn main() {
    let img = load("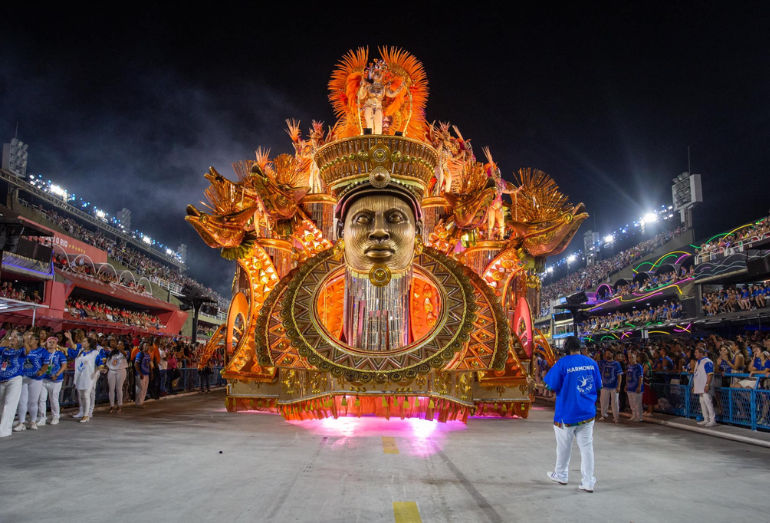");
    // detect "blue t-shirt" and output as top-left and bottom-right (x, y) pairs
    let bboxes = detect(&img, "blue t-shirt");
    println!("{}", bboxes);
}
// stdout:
(0, 347), (26, 381)
(626, 363), (644, 392)
(718, 358), (732, 373)
(67, 344), (82, 360)
(658, 356), (674, 371)
(544, 354), (603, 425)
(135, 352), (151, 376)
(753, 357), (763, 371)
(44, 351), (69, 383)
(21, 347), (48, 380)
(598, 360), (623, 389)
(95, 347), (107, 368)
